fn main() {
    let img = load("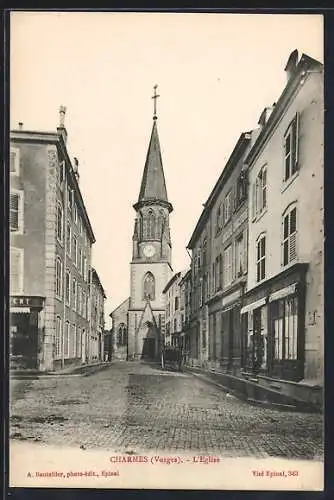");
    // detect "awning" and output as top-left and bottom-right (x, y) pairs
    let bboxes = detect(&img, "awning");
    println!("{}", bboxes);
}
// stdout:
(10, 307), (31, 313)
(240, 297), (266, 315)
(269, 283), (297, 303)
